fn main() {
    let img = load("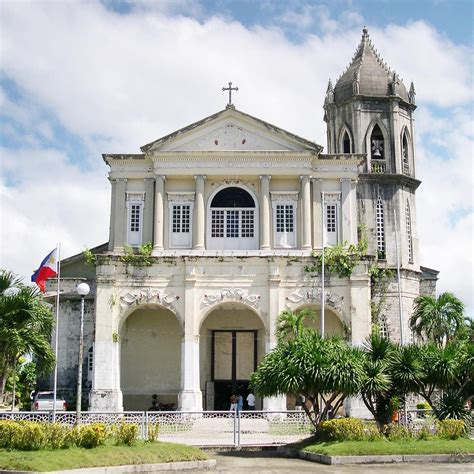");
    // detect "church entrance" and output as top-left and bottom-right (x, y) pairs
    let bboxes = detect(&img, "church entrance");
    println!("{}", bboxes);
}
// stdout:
(200, 303), (265, 410)
(212, 330), (257, 410)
